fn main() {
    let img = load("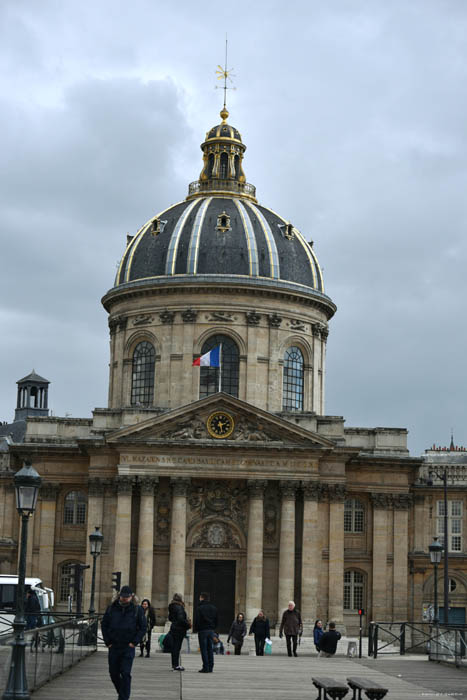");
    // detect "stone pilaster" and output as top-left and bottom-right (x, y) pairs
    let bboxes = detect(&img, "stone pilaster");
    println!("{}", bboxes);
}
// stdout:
(245, 479), (266, 623)
(168, 478), (190, 599)
(301, 481), (320, 633)
(84, 478), (106, 612)
(277, 480), (297, 618)
(113, 476), (135, 586)
(412, 494), (426, 553)
(328, 484), (346, 626)
(393, 494), (411, 621)
(37, 482), (60, 588)
(371, 493), (390, 621)
(136, 476), (158, 600)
